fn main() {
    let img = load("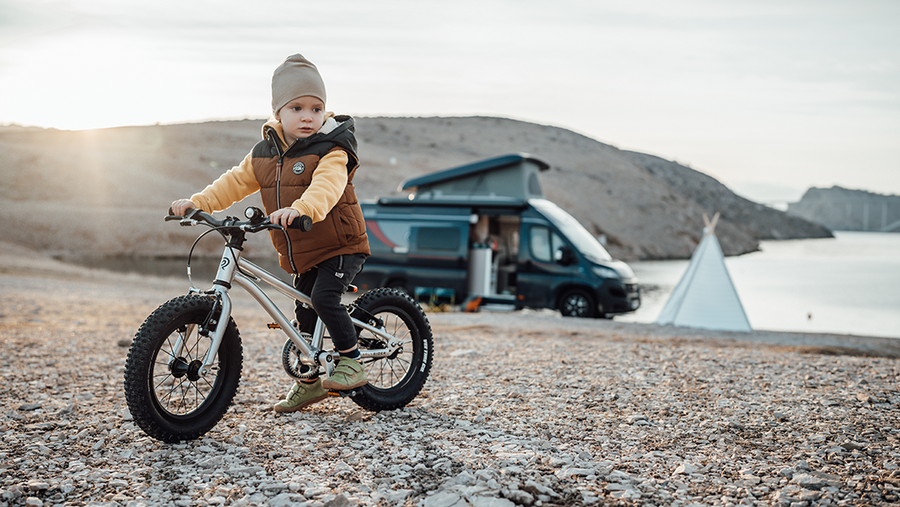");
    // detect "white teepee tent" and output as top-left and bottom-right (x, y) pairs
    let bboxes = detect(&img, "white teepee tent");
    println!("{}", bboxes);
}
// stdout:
(656, 213), (752, 332)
